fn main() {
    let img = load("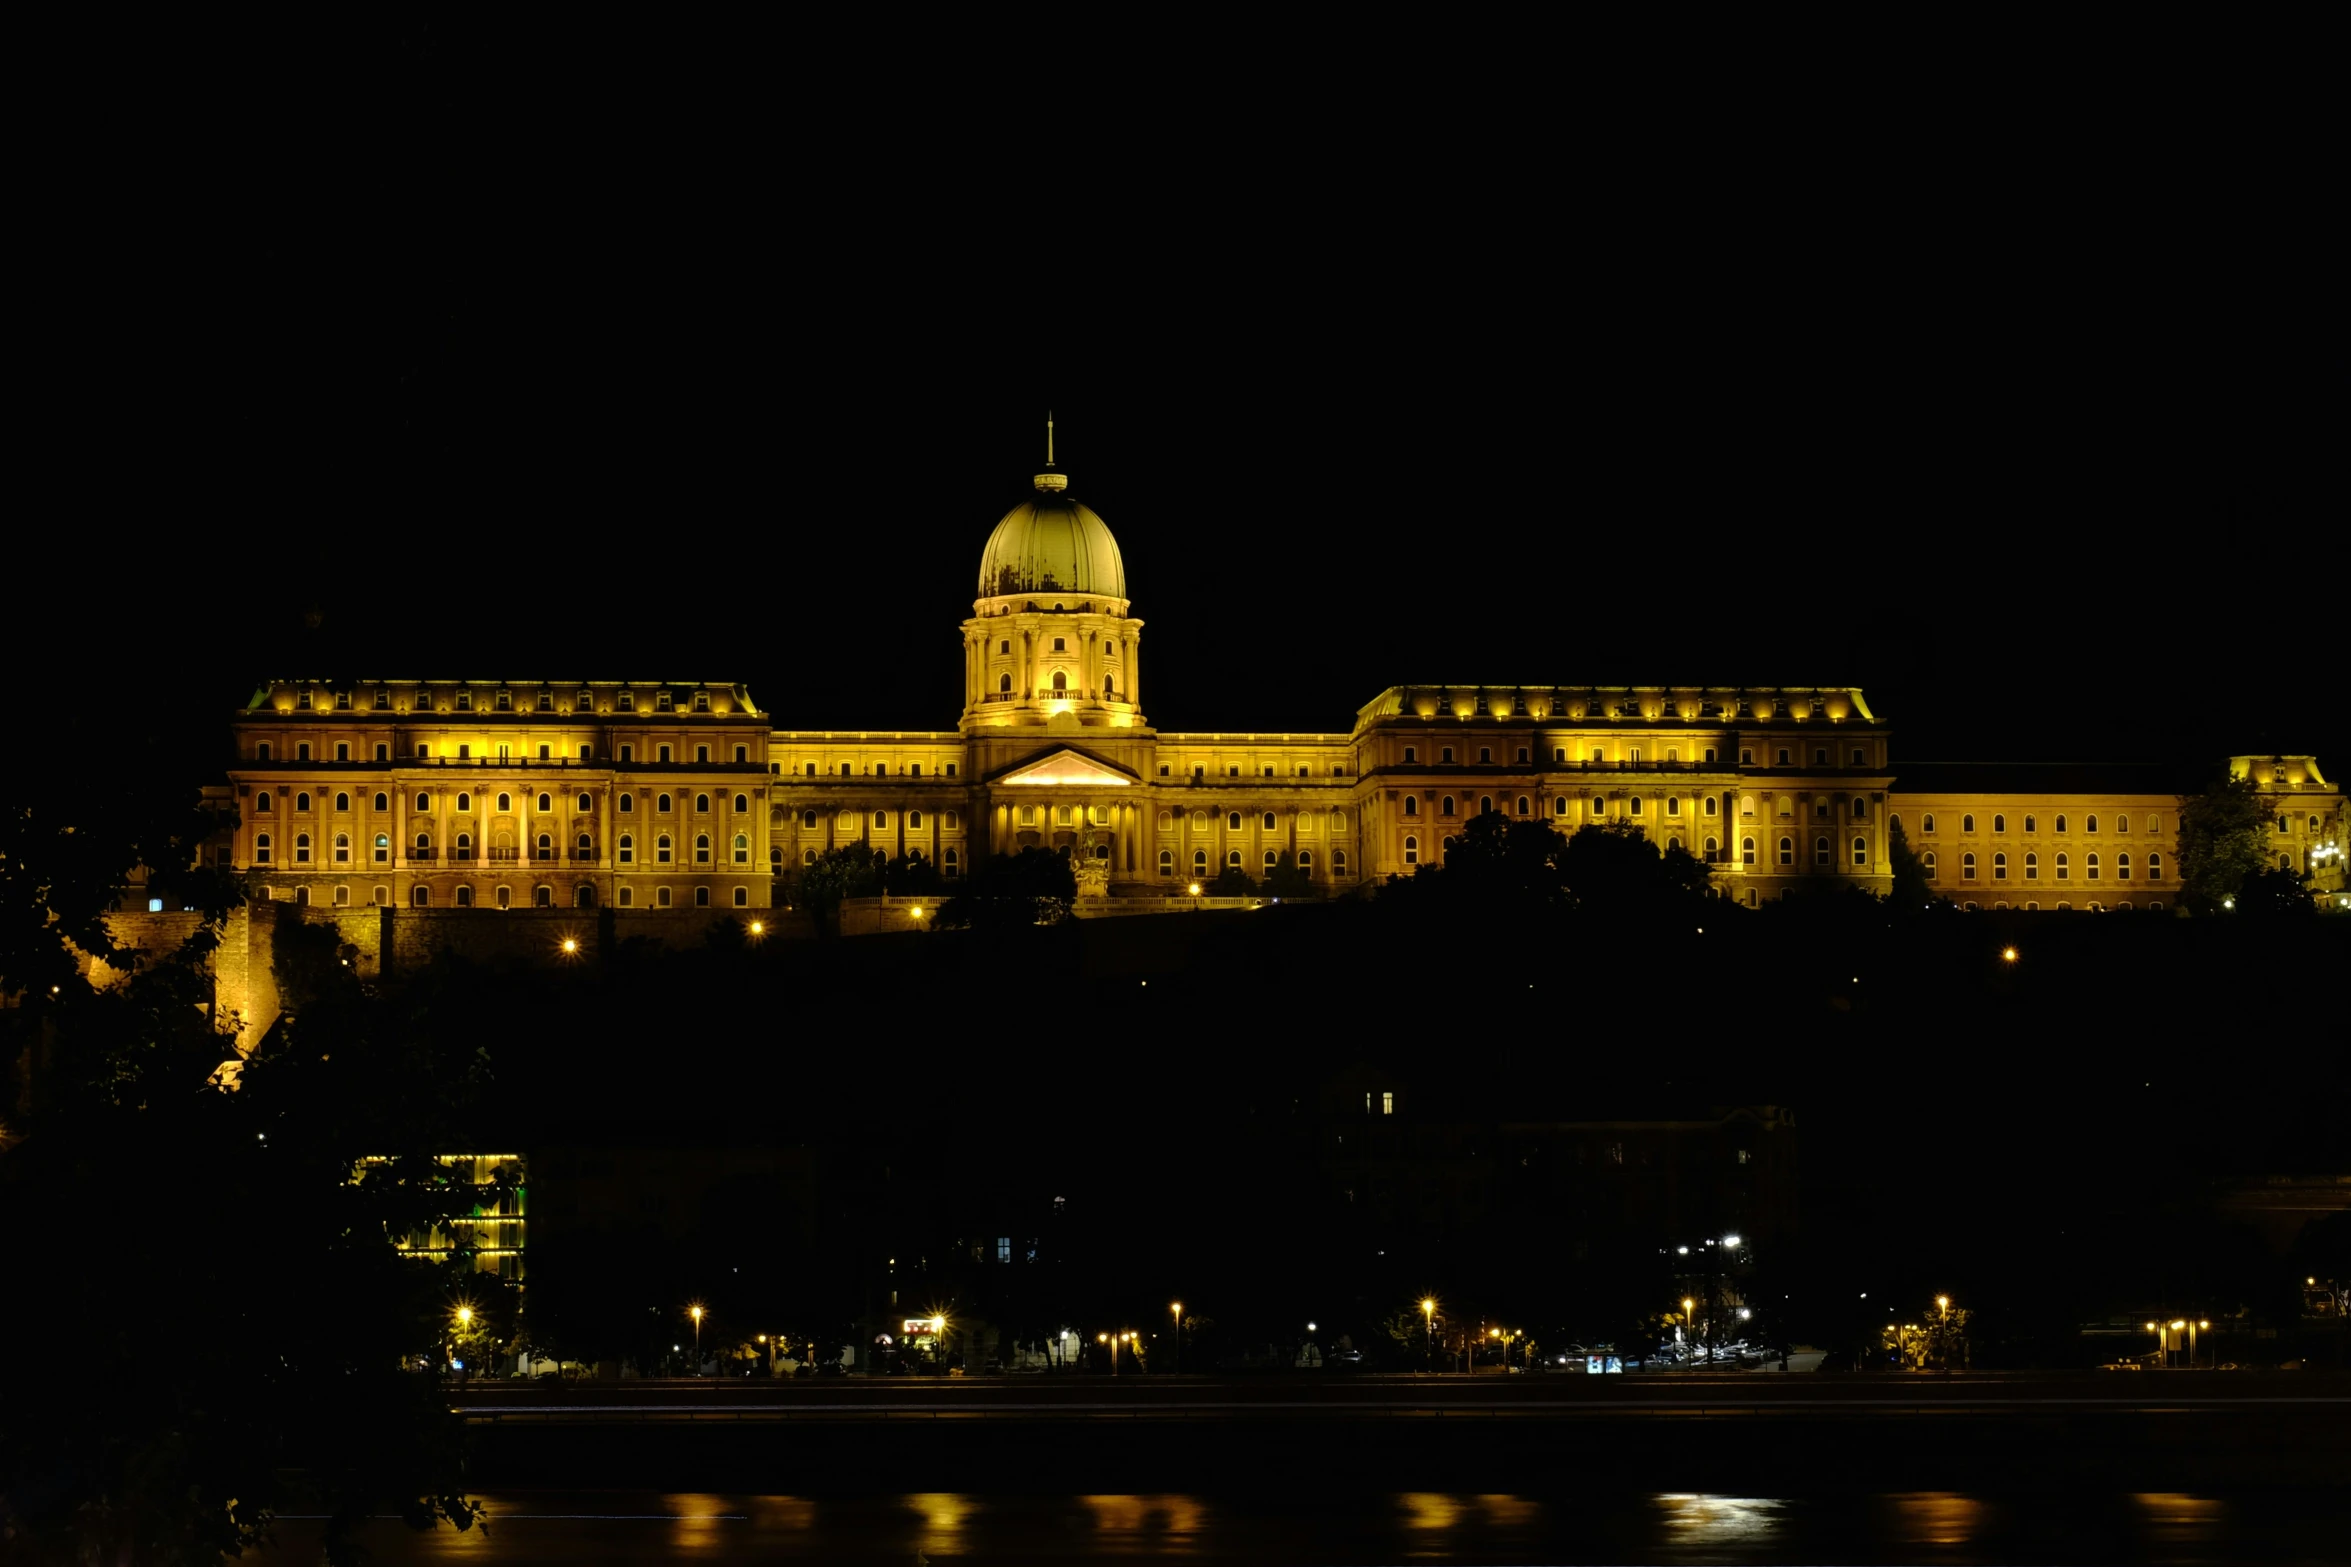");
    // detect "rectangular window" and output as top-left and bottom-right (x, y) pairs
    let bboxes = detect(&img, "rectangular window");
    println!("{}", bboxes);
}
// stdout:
(1381, 1091), (1394, 1115)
